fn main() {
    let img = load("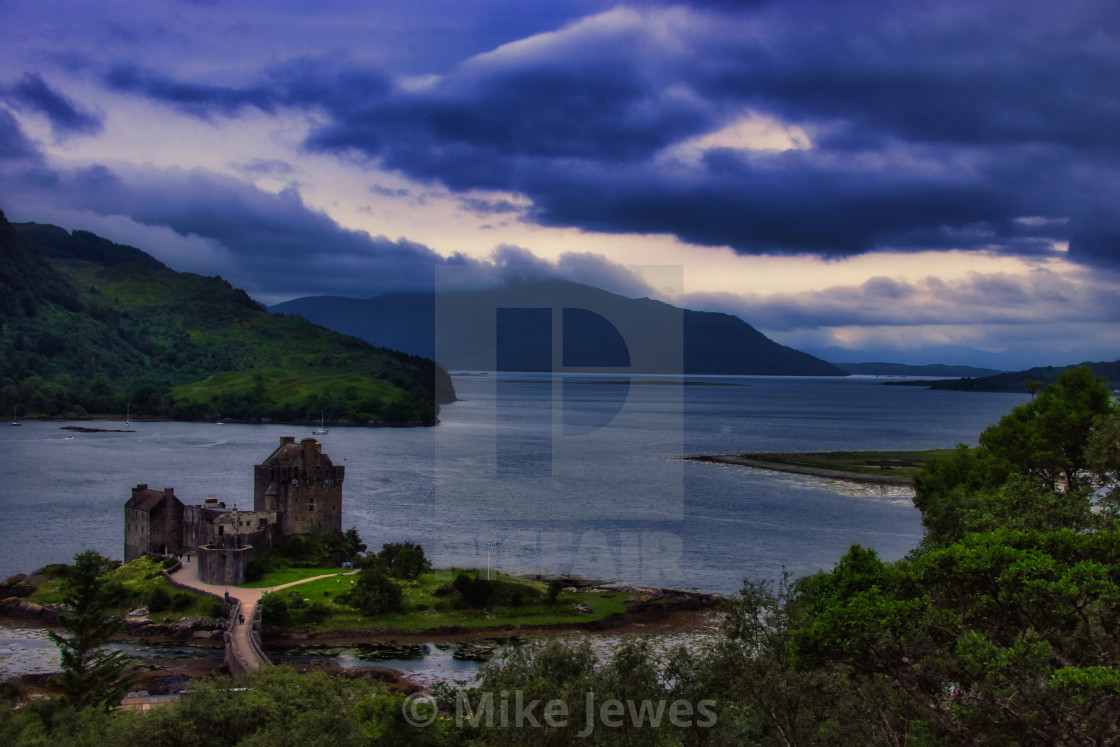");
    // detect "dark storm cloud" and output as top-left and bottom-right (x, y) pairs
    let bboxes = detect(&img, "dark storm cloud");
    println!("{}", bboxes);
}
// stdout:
(87, 1), (1120, 265)
(458, 196), (523, 216)
(5, 73), (102, 137)
(0, 108), (41, 161)
(104, 64), (278, 117)
(687, 268), (1120, 332)
(1, 157), (643, 303)
(302, 1), (1120, 266)
(0, 160), (448, 300)
(103, 59), (392, 118)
